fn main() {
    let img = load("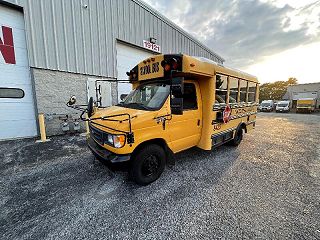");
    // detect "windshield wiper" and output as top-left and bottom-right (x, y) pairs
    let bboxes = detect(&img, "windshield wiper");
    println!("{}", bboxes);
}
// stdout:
(121, 102), (151, 110)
